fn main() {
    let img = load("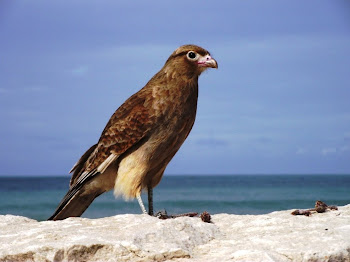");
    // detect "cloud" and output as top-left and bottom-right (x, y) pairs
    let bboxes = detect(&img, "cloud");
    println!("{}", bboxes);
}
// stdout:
(0, 86), (48, 95)
(70, 65), (89, 76)
(344, 132), (350, 141)
(25, 86), (48, 92)
(82, 44), (175, 67)
(195, 137), (230, 148)
(340, 146), (349, 152)
(0, 88), (9, 94)
(255, 136), (273, 144)
(320, 144), (349, 156)
(321, 147), (337, 156)
(296, 148), (307, 155)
